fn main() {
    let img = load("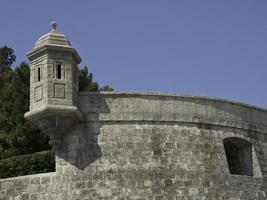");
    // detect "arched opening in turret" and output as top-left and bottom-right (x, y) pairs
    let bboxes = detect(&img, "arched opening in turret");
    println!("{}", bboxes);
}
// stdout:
(223, 137), (253, 176)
